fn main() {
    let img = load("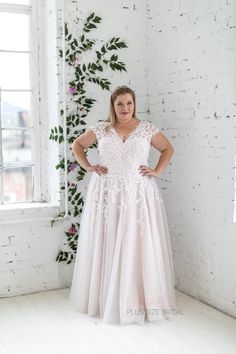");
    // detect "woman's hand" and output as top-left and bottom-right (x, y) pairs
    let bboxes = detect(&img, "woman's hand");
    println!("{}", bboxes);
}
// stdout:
(139, 165), (160, 177)
(86, 164), (108, 176)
